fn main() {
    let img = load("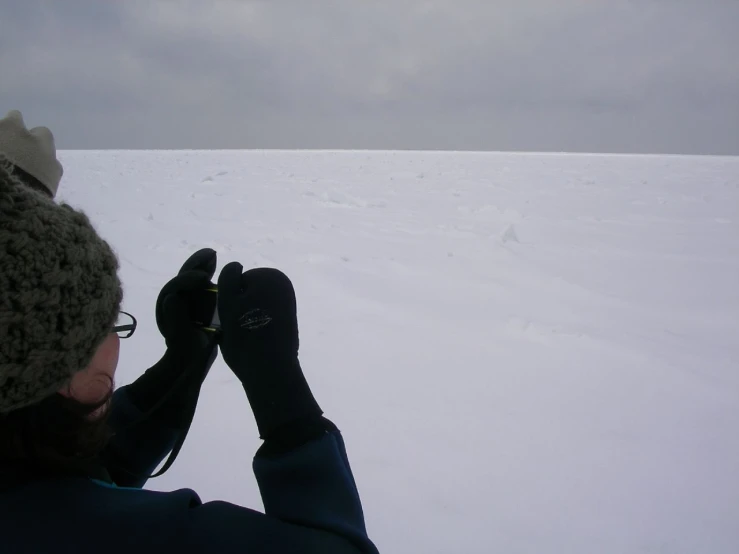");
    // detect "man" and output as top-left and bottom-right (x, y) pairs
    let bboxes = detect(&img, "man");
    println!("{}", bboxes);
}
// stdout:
(0, 160), (377, 553)
(0, 114), (377, 553)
